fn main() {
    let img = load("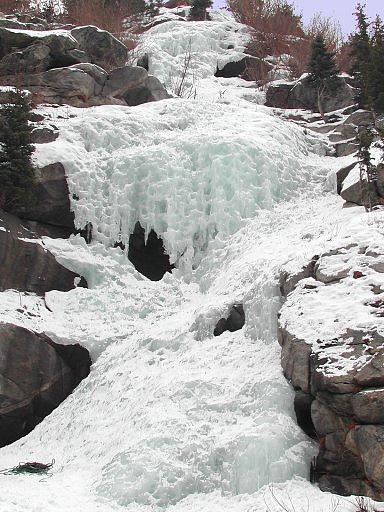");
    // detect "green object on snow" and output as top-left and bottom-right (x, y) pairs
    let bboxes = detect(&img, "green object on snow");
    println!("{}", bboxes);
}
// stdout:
(0, 459), (54, 476)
